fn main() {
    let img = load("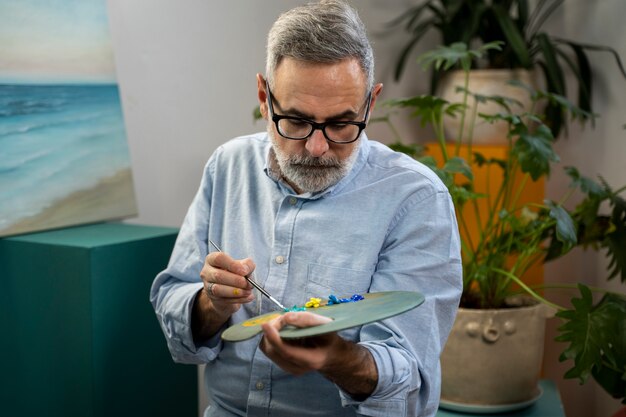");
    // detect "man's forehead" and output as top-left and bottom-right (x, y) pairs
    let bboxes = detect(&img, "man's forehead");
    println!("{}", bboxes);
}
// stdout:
(272, 65), (366, 114)
(272, 57), (367, 92)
